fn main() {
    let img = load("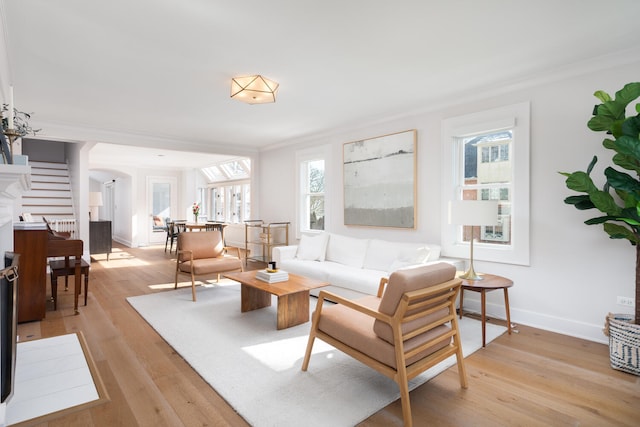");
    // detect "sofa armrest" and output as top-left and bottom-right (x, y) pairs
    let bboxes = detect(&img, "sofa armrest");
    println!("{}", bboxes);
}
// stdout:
(272, 245), (298, 263)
